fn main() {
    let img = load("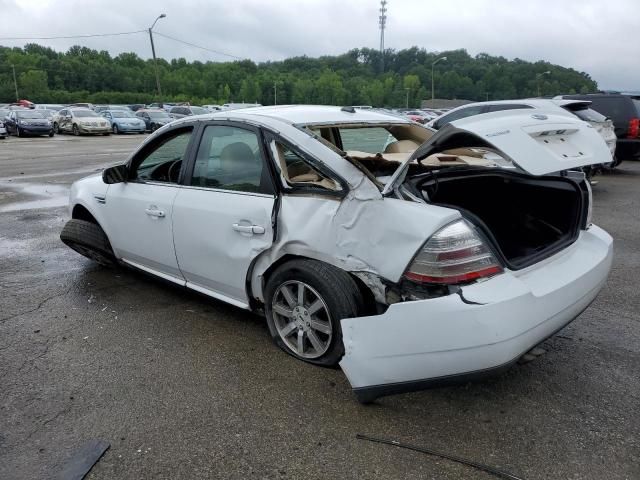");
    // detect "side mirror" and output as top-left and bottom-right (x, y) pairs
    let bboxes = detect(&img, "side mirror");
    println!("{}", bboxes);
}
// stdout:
(102, 164), (129, 184)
